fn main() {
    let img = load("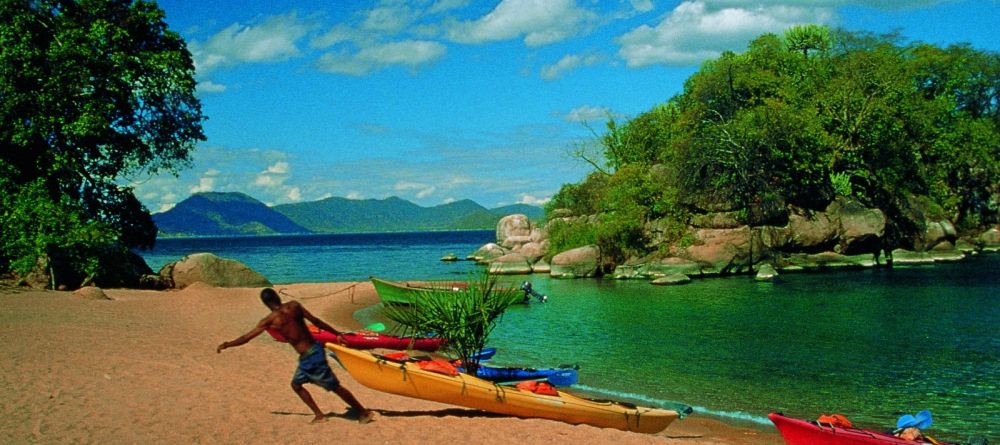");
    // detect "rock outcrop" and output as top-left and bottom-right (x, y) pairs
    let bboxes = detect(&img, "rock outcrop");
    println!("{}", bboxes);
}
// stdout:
(470, 206), (996, 282)
(550, 245), (601, 278)
(488, 253), (534, 275)
(159, 253), (271, 289)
